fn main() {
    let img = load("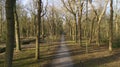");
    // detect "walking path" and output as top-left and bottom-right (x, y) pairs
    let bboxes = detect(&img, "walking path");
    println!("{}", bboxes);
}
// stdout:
(51, 35), (74, 67)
